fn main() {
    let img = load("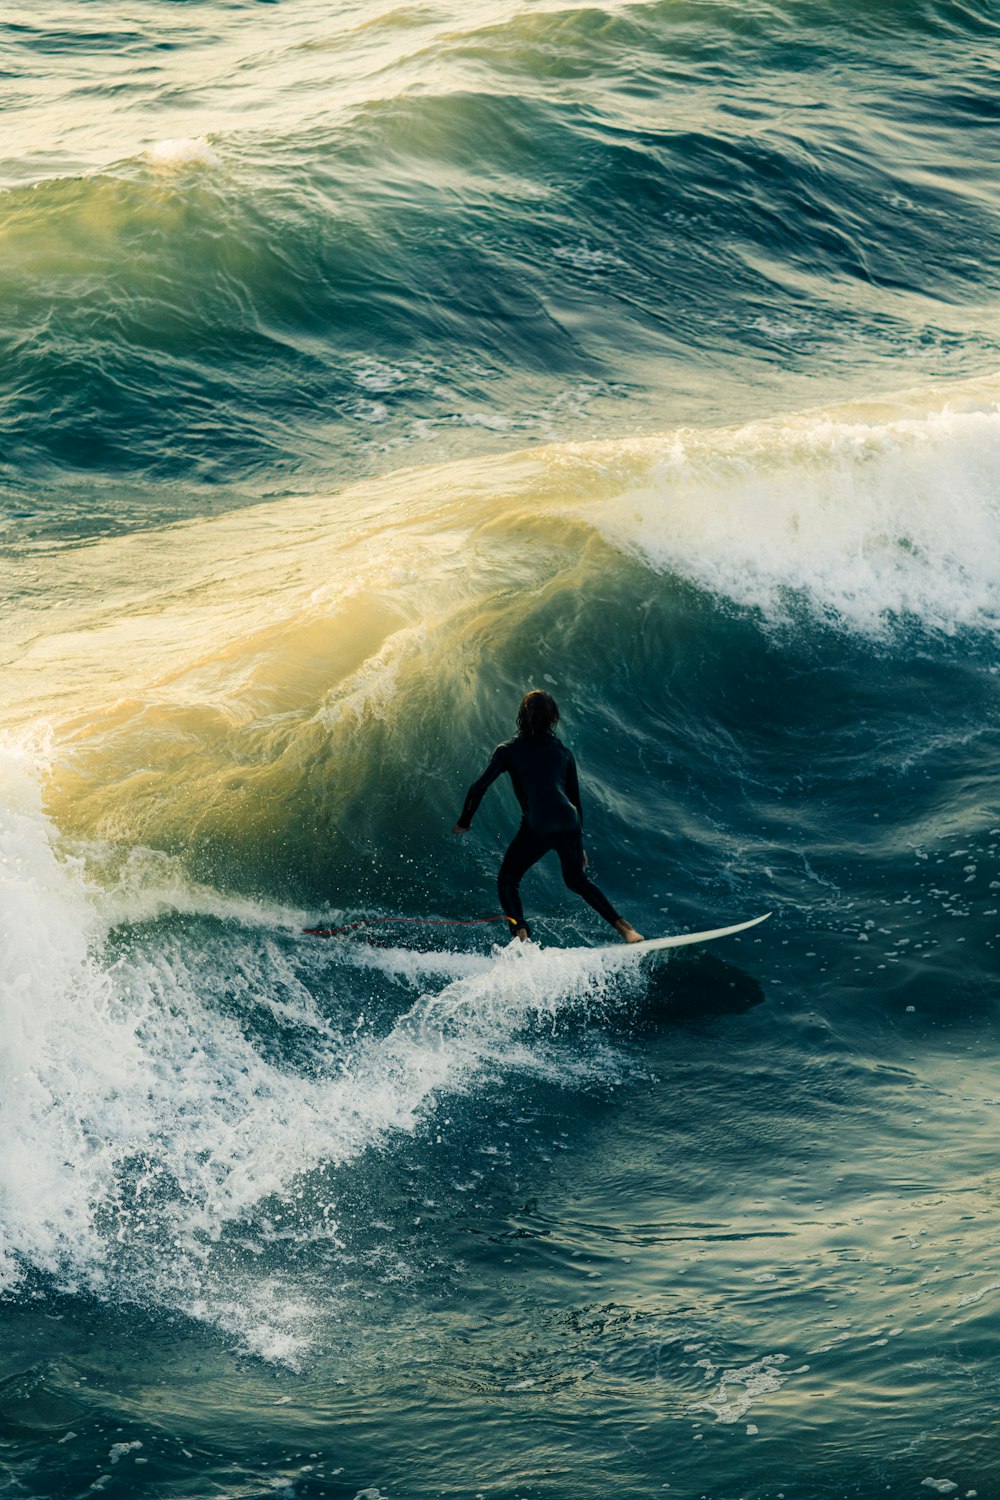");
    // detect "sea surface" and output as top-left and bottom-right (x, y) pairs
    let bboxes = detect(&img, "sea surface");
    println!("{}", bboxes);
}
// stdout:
(3, 3), (1000, 1497)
